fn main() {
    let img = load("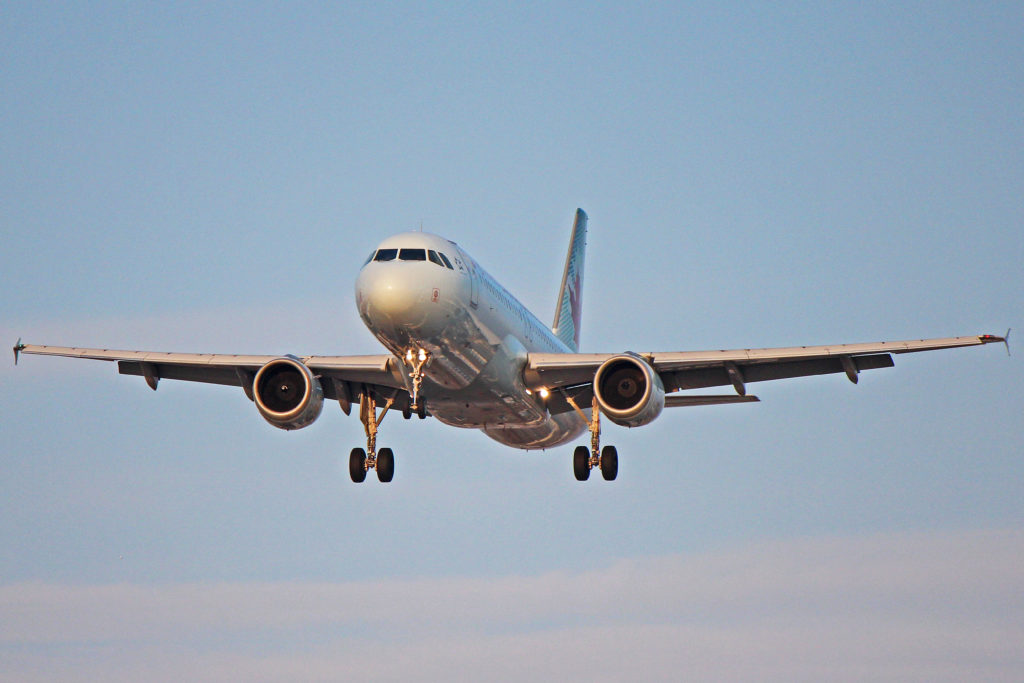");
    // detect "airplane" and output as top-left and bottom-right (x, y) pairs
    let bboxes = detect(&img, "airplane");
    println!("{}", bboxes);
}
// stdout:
(14, 209), (1008, 483)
